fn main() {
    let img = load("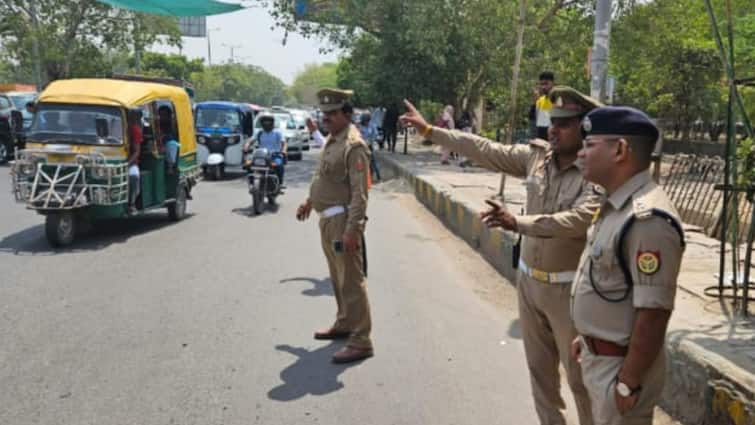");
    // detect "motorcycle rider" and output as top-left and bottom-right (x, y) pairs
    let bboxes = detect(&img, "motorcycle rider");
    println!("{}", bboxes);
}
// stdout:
(244, 112), (287, 187)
